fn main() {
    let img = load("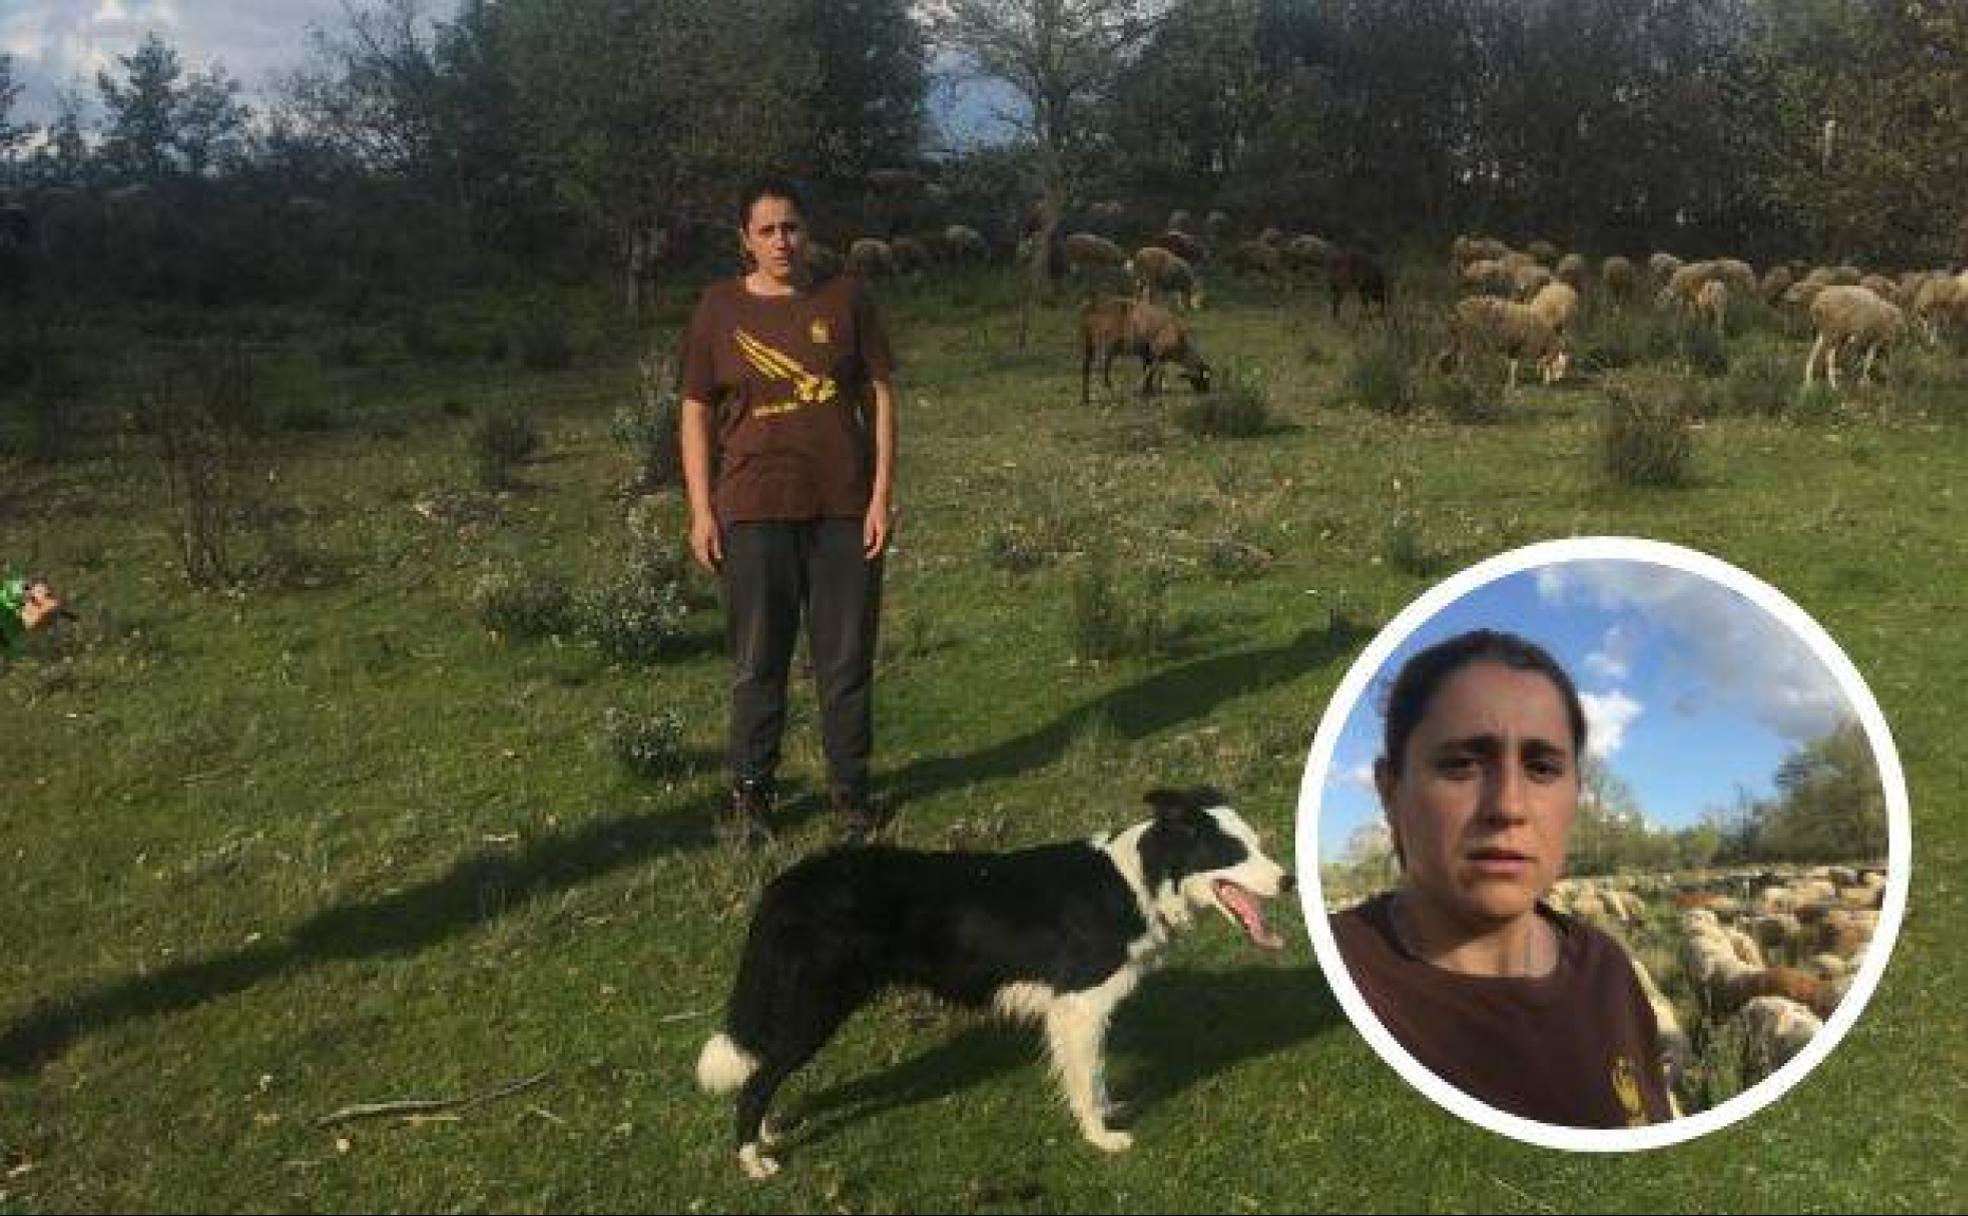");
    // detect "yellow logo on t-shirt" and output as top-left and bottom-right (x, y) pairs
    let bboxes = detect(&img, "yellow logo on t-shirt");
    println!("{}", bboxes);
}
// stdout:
(734, 328), (837, 416)
(1611, 1054), (1647, 1126)
(809, 319), (832, 345)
